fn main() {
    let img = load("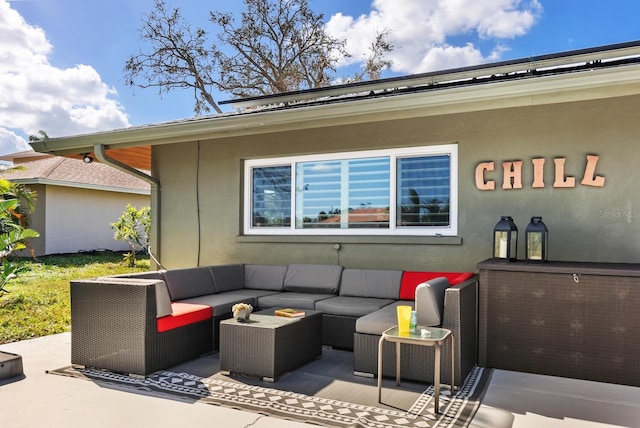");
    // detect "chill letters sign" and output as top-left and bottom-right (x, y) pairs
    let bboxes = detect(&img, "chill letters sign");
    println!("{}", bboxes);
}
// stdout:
(475, 155), (605, 190)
